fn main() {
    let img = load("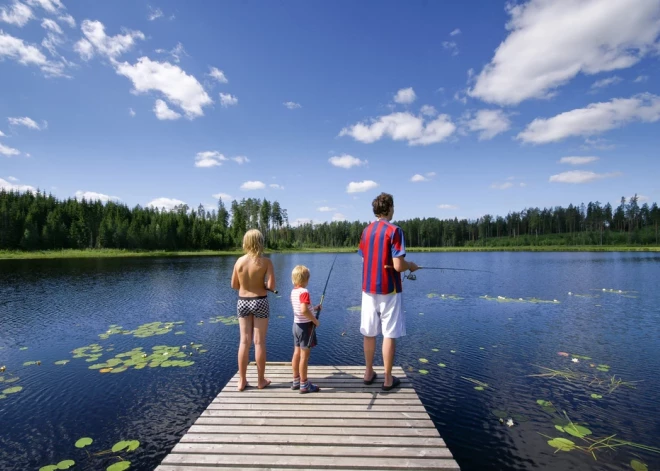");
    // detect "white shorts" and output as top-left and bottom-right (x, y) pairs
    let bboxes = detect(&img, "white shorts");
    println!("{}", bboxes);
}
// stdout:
(360, 292), (405, 339)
